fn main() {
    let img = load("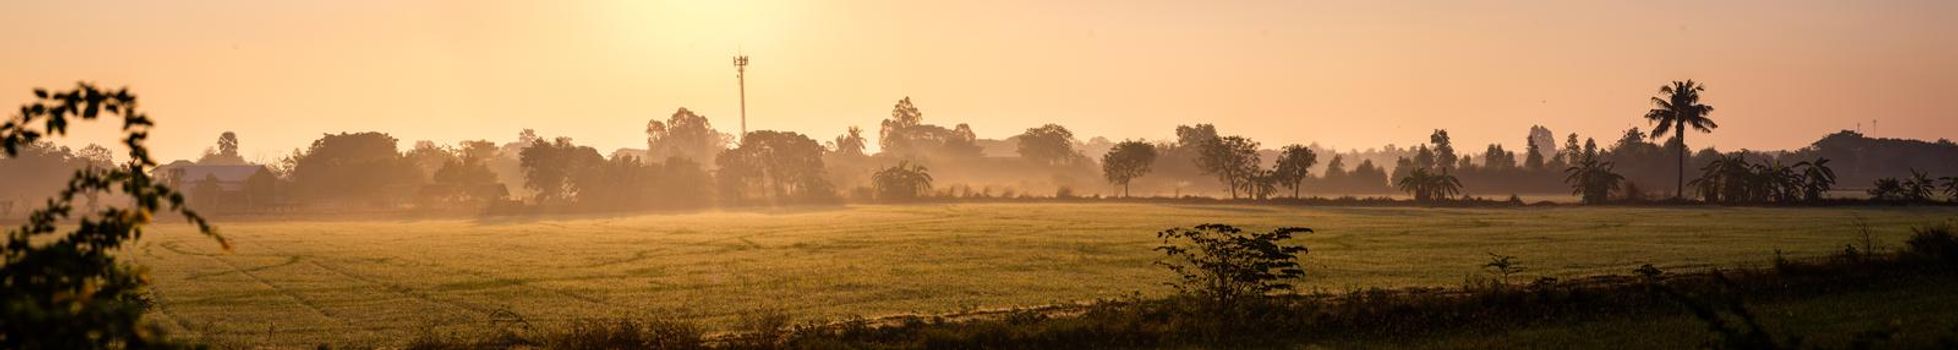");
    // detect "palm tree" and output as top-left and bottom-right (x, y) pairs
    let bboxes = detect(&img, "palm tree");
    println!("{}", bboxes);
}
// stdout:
(1396, 168), (1463, 202)
(1941, 176), (1958, 202)
(1795, 158), (1836, 202)
(1564, 157), (1625, 204)
(1761, 160), (1802, 202)
(1870, 178), (1905, 201)
(872, 161), (934, 201)
(1903, 169), (1936, 201)
(1644, 80), (1718, 200)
